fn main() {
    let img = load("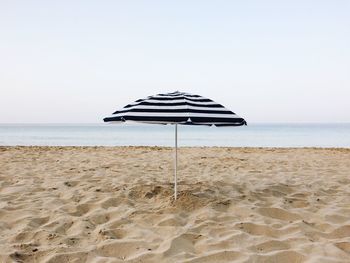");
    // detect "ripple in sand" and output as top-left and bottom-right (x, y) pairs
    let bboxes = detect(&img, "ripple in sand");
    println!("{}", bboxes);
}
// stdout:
(251, 250), (305, 263)
(258, 207), (301, 221)
(335, 242), (350, 254)
(250, 240), (290, 253)
(183, 250), (243, 263)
